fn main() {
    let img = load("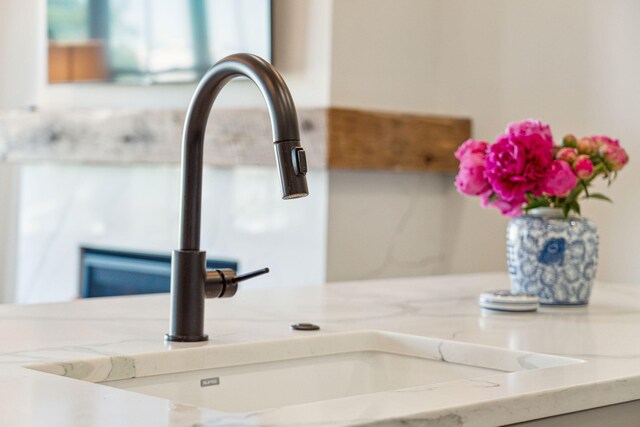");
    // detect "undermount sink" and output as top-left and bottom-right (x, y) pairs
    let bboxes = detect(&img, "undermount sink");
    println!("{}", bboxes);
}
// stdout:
(26, 330), (581, 413)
